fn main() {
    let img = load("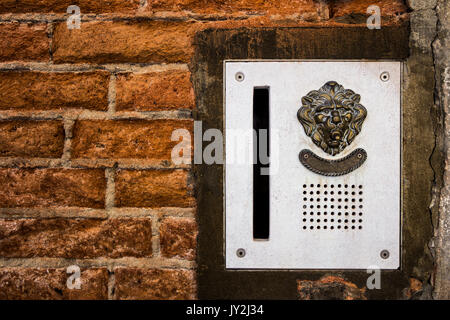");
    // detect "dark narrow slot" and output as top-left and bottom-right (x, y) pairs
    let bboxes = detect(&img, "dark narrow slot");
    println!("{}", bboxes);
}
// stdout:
(253, 88), (270, 240)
